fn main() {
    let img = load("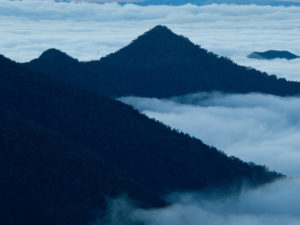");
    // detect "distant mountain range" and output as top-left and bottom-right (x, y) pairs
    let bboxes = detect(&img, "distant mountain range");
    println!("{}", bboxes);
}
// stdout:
(248, 50), (300, 60)
(0, 48), (281, 225)
(25, 25), (300, 98)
